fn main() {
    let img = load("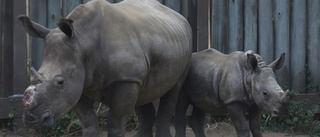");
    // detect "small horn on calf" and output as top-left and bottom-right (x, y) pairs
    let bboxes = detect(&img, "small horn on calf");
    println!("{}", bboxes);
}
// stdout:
(282, 90), (290, 100)
(30, 67), (43, 82)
